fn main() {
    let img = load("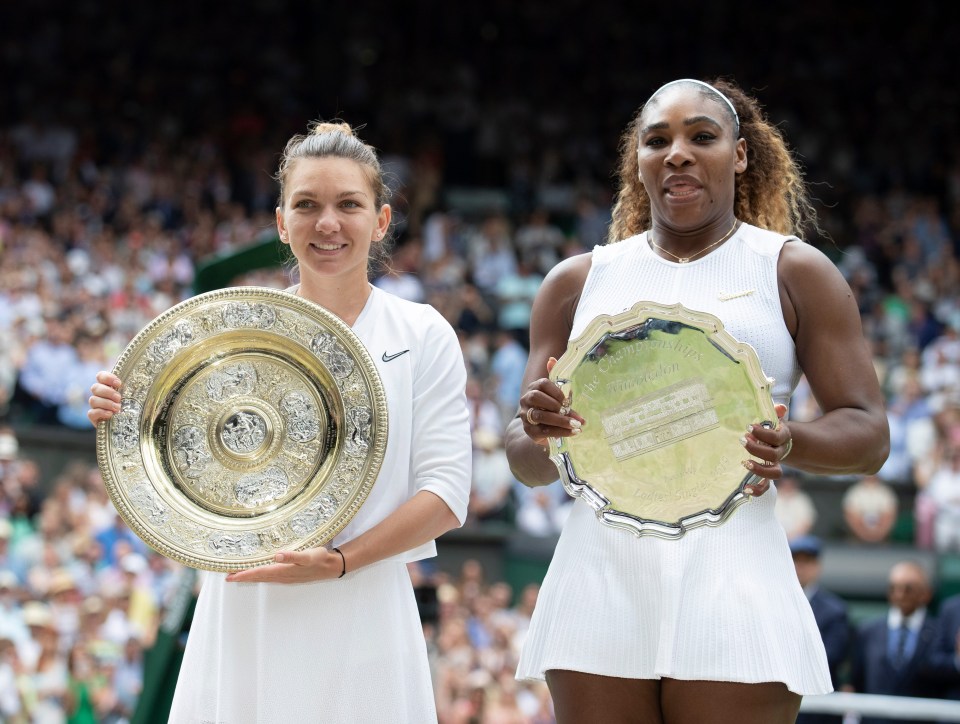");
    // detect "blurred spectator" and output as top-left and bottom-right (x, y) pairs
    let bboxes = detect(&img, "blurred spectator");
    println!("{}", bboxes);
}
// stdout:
(493, 258), (543, 350)
(57, 331), (109, 430)
(774, 473), (818, 540)
(849, 560), (951, 721)
(465, 377), (502, 444)
(490, 330), (529, 426)
(468, 429), (517, 526)
(514, 208), (564, 276)
(918, 437), (960, 553)
(468, 214), (517, 294)
(514, 484), (571, 538)
(373, 237), (426, 303)
(12, 315), (77, 425)
(879, 376), (936, 486)
(843, 474), (899, 544)
(0, 637), (23, 723)
(791, 535), (851, 724)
